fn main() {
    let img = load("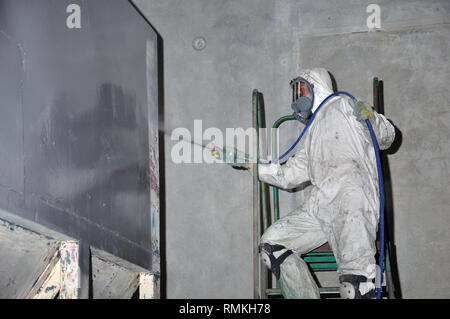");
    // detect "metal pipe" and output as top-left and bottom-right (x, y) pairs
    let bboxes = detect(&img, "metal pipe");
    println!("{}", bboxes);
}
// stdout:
(257, 93), (269, 232)
(252, 90), (260, 299)
(257, 93), (271, 299)
(375, 79), (395, 298)
(373, 77), (379, 113)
